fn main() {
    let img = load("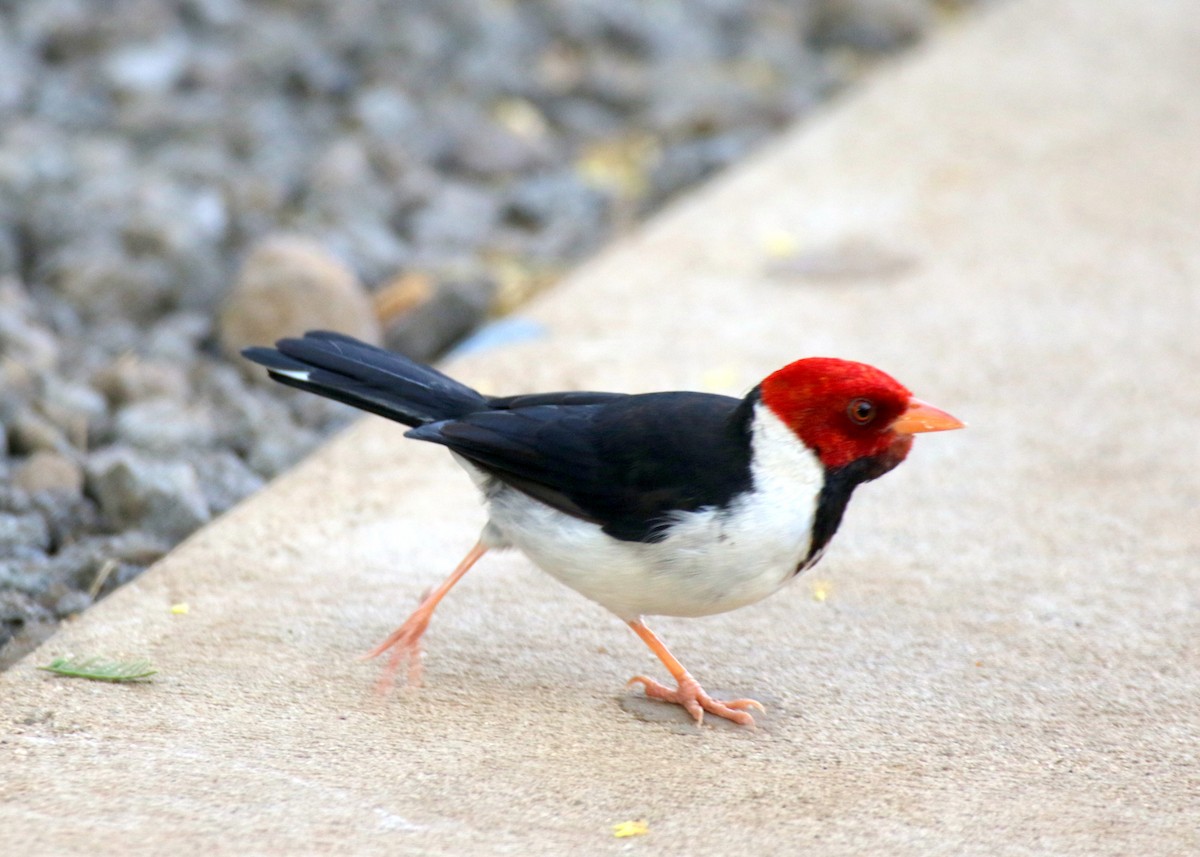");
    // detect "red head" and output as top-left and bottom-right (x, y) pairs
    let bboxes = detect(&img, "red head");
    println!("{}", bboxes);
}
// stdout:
(760, 357), (963, 471)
